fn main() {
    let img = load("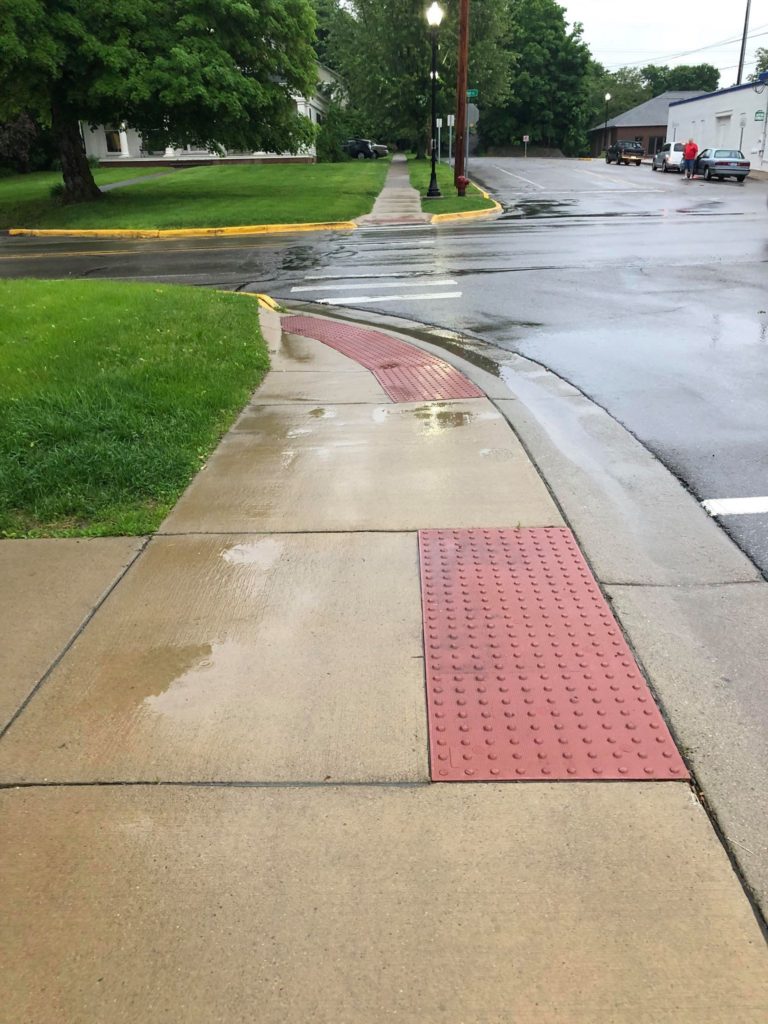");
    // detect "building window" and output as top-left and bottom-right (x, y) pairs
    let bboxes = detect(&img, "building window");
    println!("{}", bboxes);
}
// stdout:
(105, 129), (121, 153)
